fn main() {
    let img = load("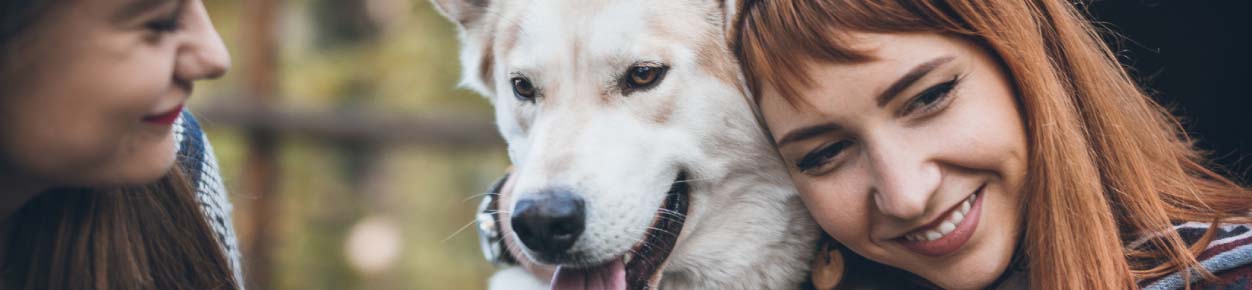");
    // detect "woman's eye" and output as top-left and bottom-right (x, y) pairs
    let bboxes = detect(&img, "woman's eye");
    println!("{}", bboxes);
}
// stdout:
(511, 77), (538, 101)
(796, 141), (851, 174)
(146, 4), (186, 34)
(622, 64), (668, 93)
(901, 77), (959, 116)
(146, 18), (181, 33)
